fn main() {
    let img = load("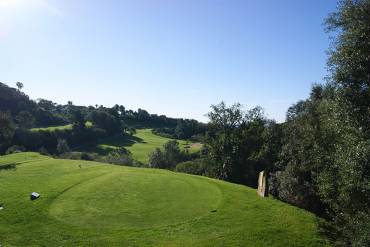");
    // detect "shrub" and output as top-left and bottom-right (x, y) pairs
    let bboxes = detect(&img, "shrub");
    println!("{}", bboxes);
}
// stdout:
(57, 138), (70, 154)
(148, 148), (166, 168)
(105, 148), (133, 166)
(38, 147), (49, 155)
(175, 158), (217, 178)
(175, 160), (204, 175)
(81, 152), (94, 161)
(5, 145), (25, 154)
